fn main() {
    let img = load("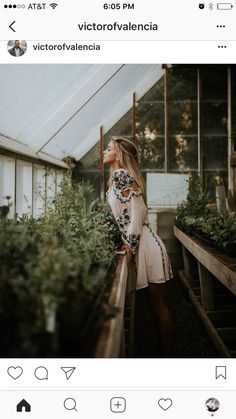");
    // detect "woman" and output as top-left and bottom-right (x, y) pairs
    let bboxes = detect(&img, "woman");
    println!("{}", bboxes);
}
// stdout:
(103, 137), (173, 356)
